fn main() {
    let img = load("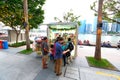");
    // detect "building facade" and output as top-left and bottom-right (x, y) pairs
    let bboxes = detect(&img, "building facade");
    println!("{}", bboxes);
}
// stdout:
(79, 20), (86, 34)
(102, 20), (109, 32)
(86, 23), (92, 34)
(93, 16), (97, 32)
